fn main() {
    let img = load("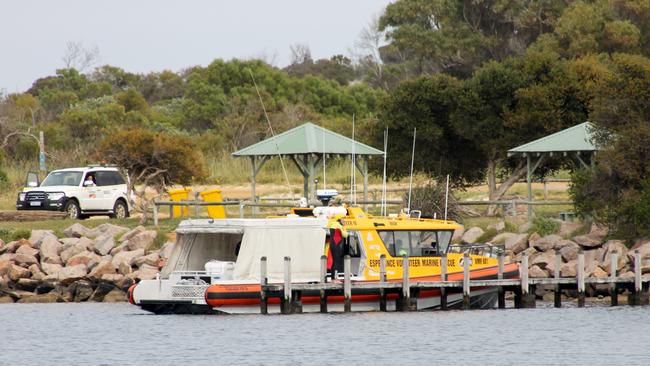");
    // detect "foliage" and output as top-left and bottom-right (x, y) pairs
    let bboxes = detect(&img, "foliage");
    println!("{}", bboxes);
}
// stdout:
(528, 216), (560, 237)
(403, 180), (462, 222)
(476, 228), (498, 243)
(0, 168), (9, 192)
(0, 228), (32, 242)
